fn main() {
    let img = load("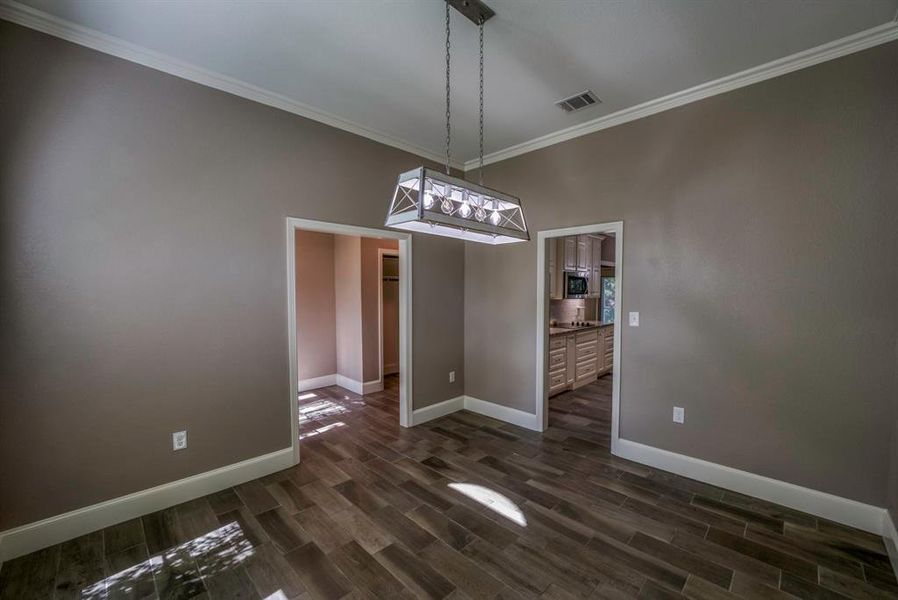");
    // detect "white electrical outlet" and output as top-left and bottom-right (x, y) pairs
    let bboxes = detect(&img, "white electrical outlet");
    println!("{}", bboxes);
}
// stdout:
(449, 371), (456, 383)
(672, 407), (685, 424)
(629, 312), (640, 327)
(172, 430), (188, 451)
